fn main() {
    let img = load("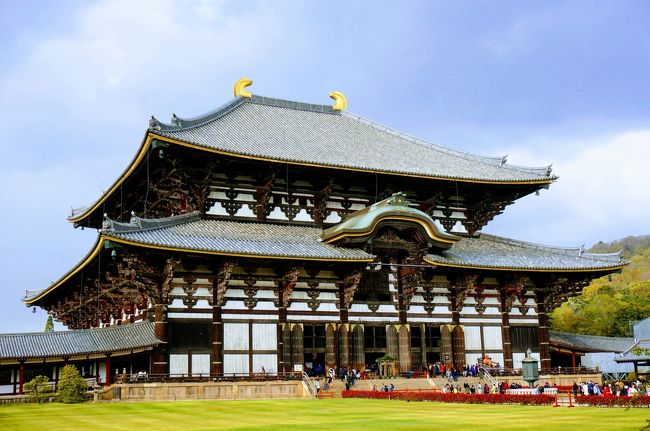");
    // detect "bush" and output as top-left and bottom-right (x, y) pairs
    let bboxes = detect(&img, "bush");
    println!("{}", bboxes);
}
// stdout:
(58, 365), (88, 403)
(342, 390), (555, 406)
(24, 375), (54, 403)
